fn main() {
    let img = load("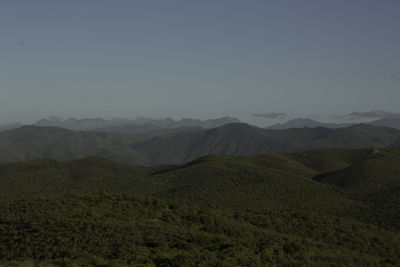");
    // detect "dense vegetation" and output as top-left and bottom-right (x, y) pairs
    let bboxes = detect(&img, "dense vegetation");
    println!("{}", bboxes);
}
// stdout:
(1, 194), (400, 266)
(1, 123), (400, 166)
(1, 147), (400, 265)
